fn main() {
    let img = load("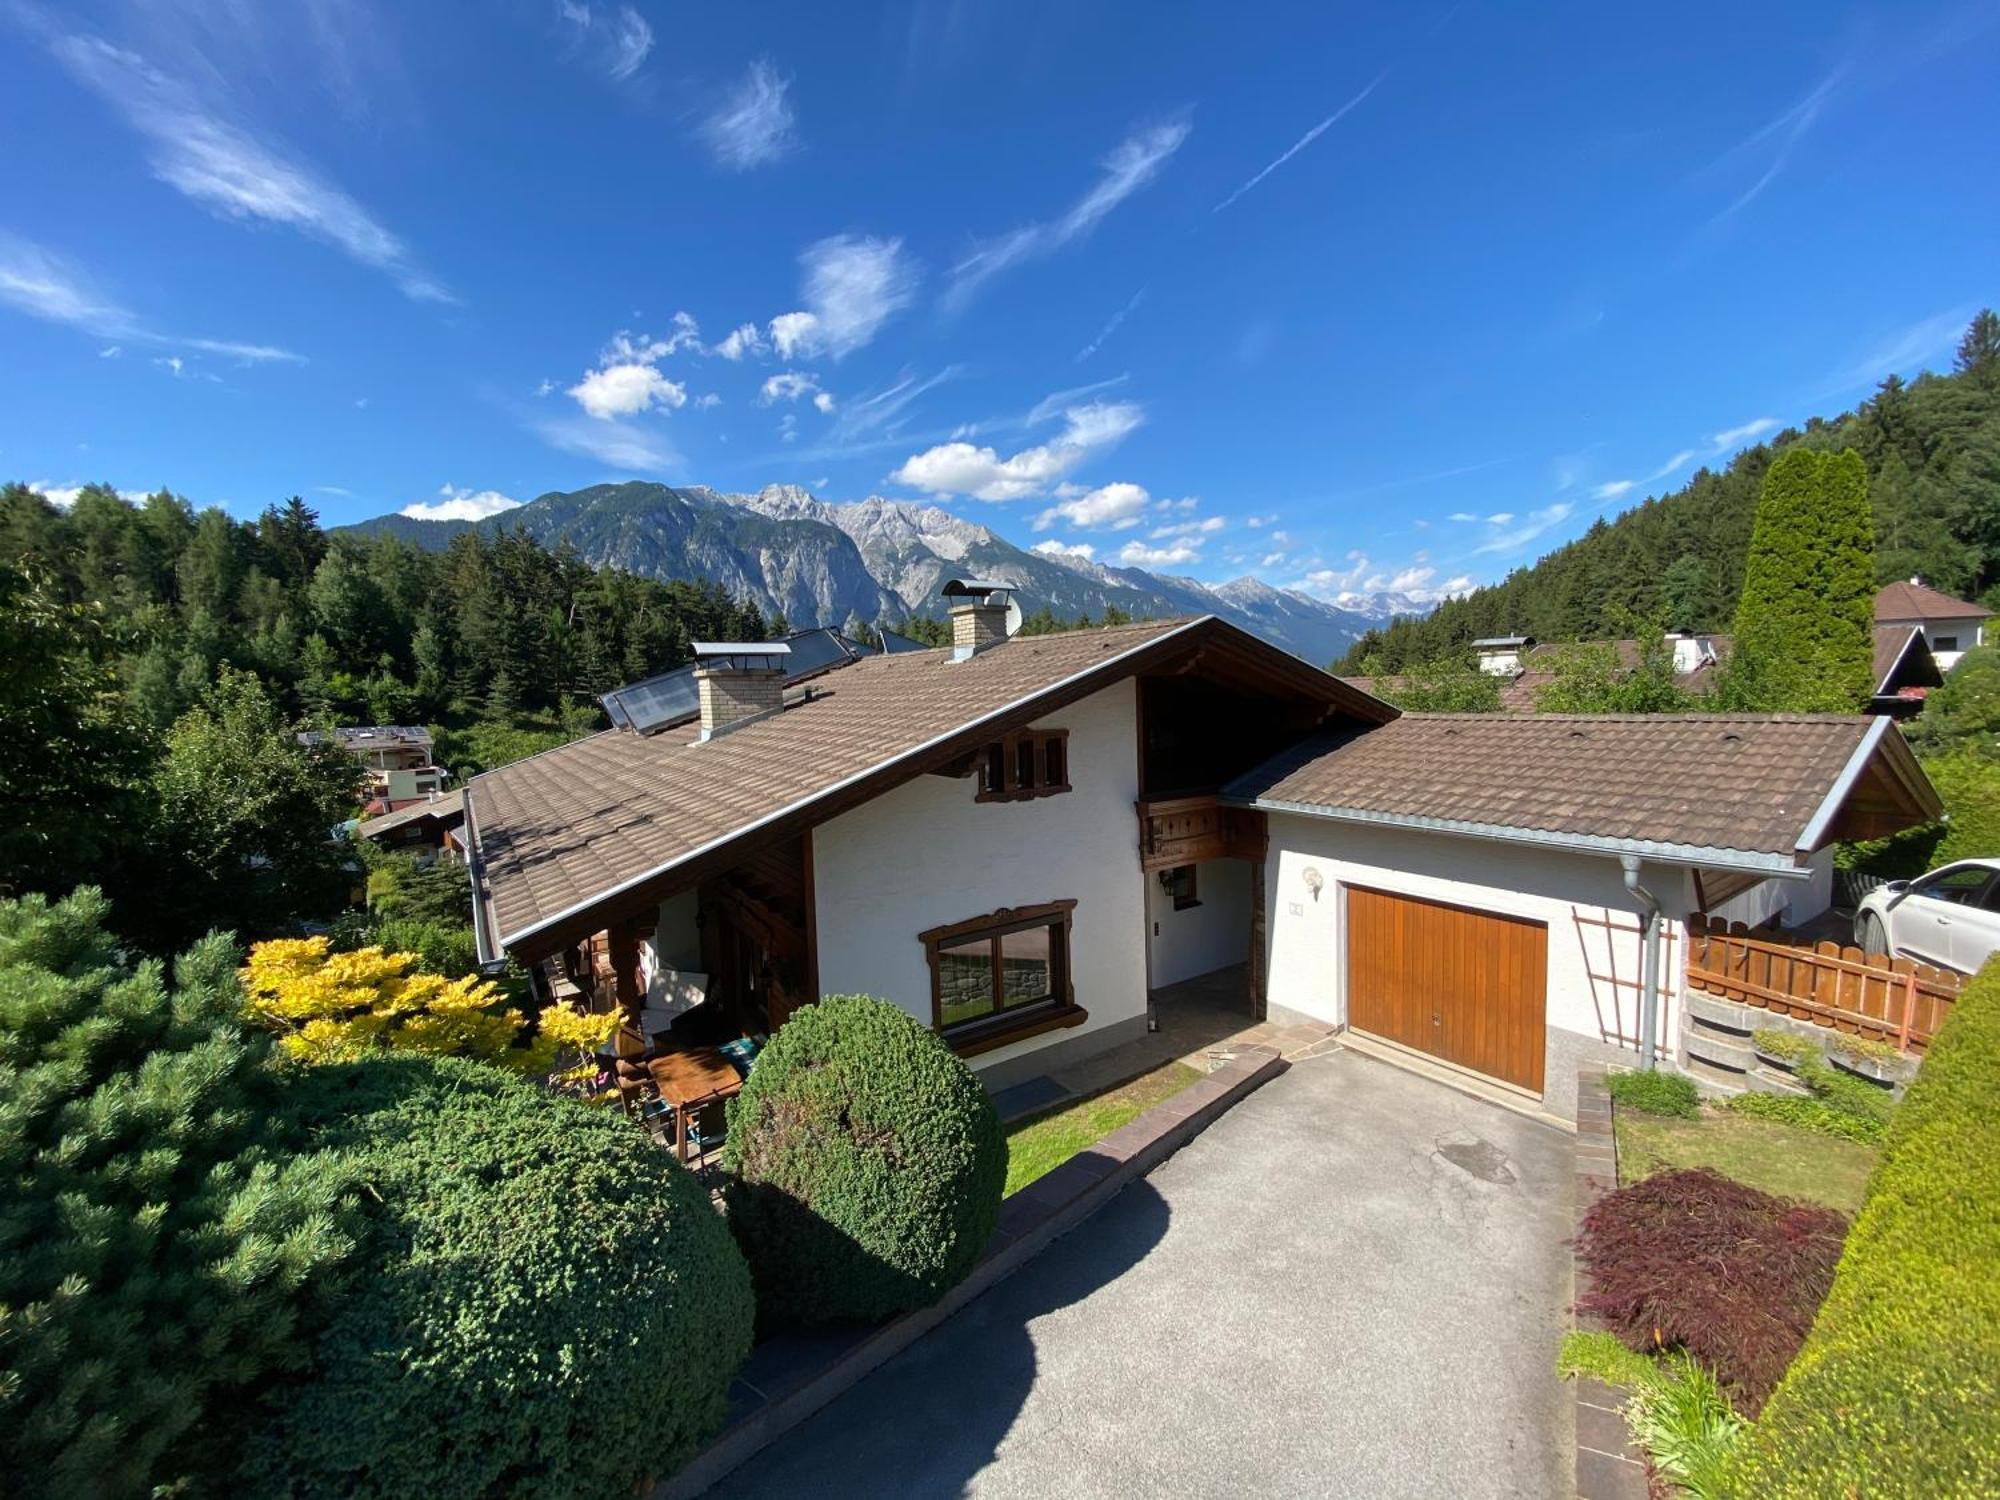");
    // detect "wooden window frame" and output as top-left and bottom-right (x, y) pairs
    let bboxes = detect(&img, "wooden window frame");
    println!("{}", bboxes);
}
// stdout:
(1164, 863), (1201, 911)
(919, 899), (1085, 1055)
(975, 728), (1071, 803)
